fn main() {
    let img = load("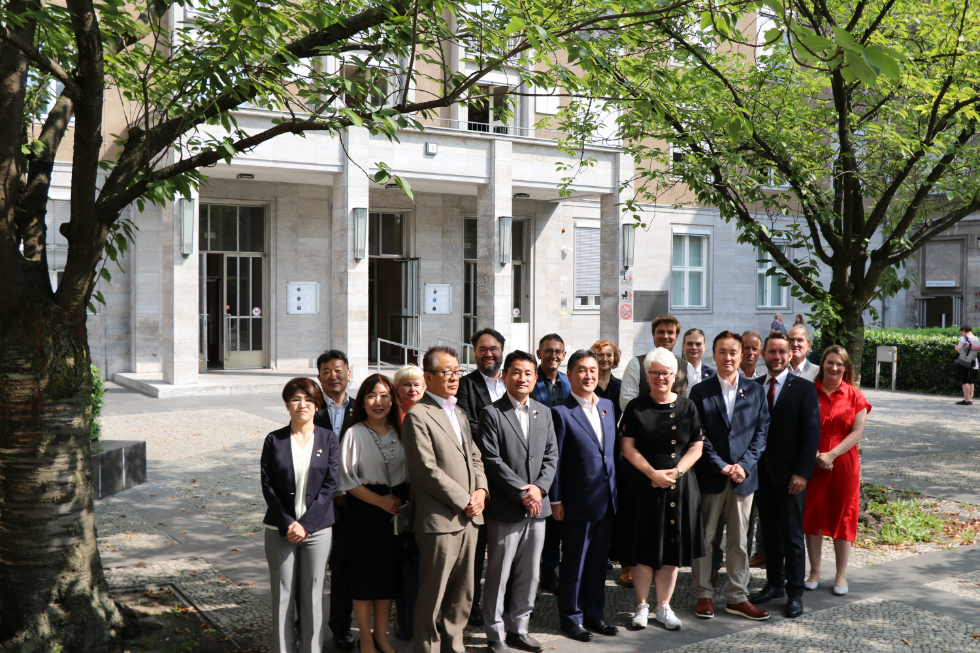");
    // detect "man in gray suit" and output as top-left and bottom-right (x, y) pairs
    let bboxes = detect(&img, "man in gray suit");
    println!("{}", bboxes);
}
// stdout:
(787, 327), (819, 381)
(403, 346), (489, 653)
(478, 351), (558, 653)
